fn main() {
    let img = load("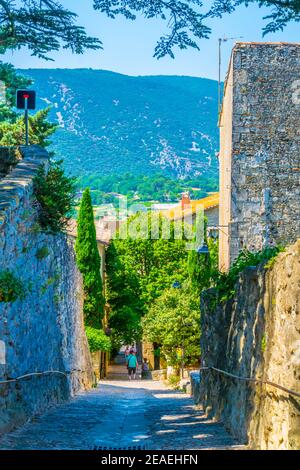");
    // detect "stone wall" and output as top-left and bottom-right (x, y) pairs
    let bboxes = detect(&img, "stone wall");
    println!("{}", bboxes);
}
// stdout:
(0, 146), (94, 435)
(199, 239), (300, 450)
(219, 43), (300, 271)
(0, 147), (21, 179)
